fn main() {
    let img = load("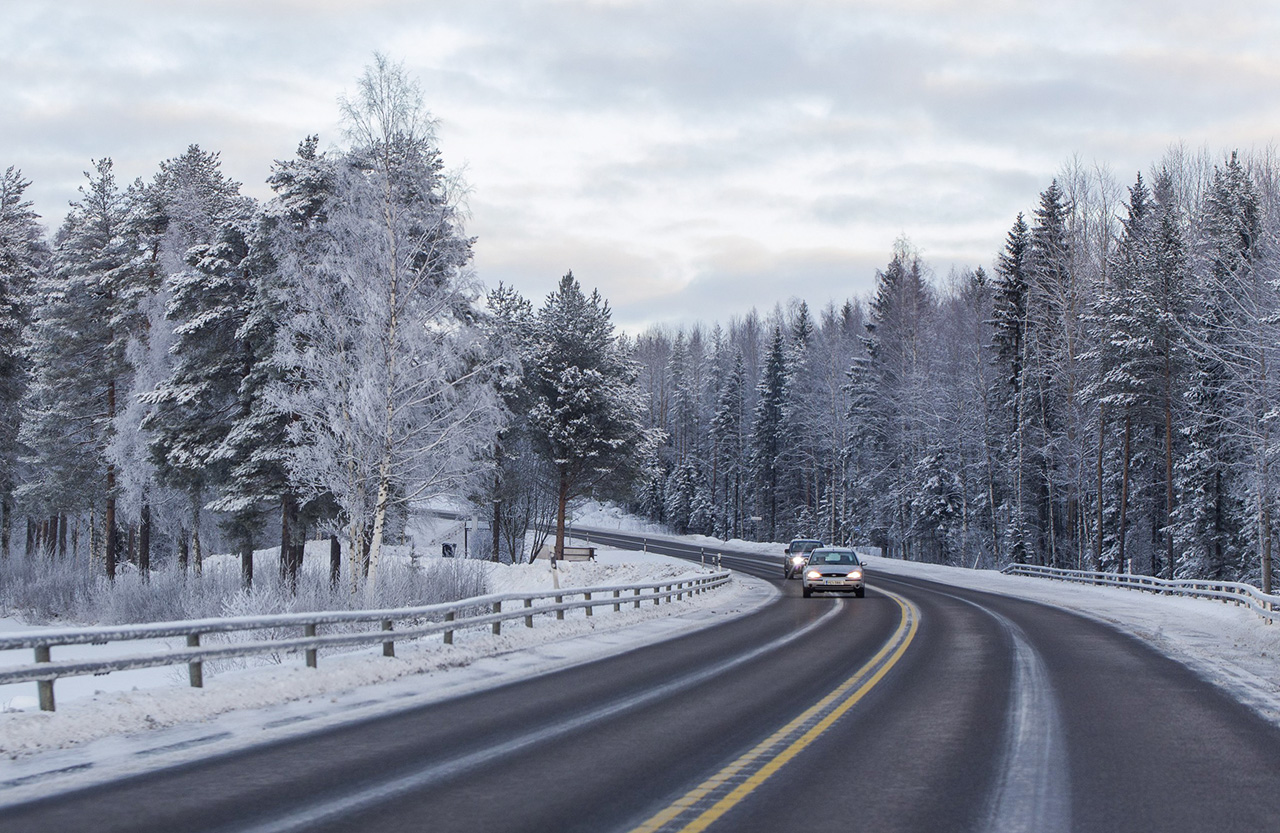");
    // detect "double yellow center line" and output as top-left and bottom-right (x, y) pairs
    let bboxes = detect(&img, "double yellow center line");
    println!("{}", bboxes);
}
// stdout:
(628, 588), (920, 833)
